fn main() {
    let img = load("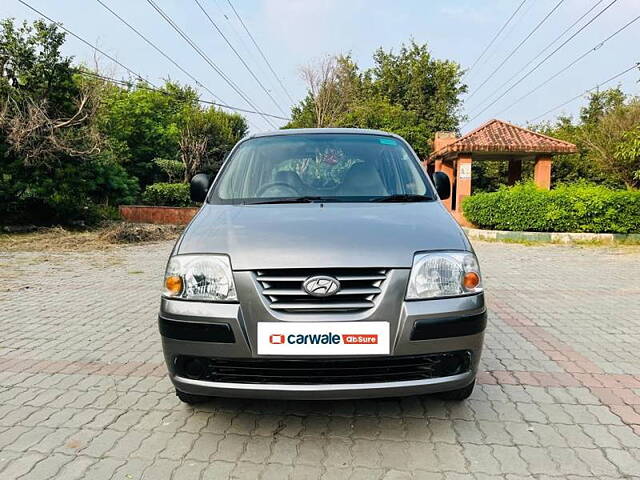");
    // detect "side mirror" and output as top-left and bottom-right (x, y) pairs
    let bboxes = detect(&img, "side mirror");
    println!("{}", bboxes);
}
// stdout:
(190, 173), (211, 203)
(432, 172), (451, 200)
